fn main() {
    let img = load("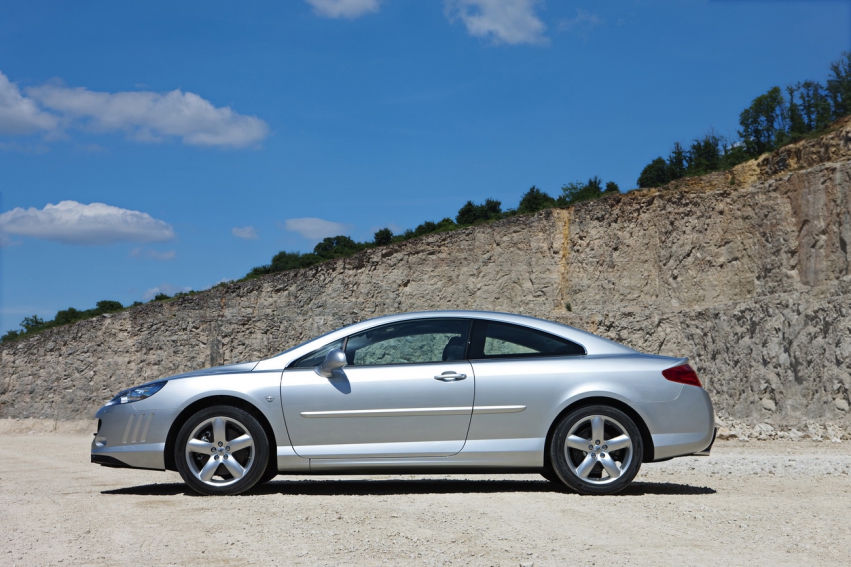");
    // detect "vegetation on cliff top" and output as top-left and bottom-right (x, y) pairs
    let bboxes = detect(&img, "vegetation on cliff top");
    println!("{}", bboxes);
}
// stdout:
(246, 176), (619, 279)
(0, 293), (193, 344)
(637, 52), (851, 188)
